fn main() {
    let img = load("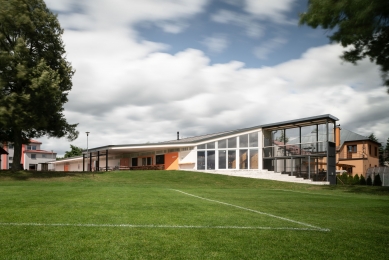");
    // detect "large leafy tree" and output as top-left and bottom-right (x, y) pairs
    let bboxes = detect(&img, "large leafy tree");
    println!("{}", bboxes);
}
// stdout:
(64, 145), (83, 158)
(0, 0), (78, 170)
(300, 0), (389, 92)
